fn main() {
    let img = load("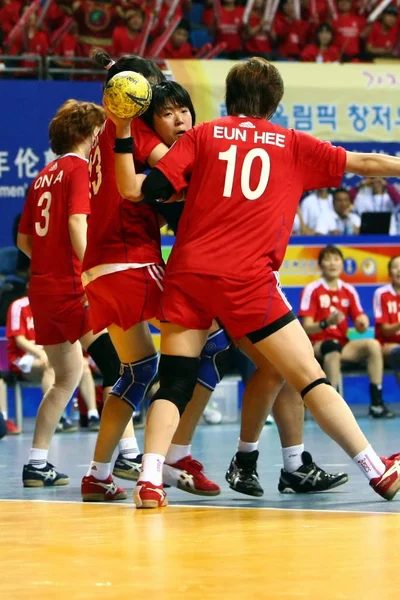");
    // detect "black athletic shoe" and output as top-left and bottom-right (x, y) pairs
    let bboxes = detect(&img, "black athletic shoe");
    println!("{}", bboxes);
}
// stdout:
(225, 450), (264, 497)
(112, 453), (142, 481)
(55, 416), (78, 433)
(278, 451), (348, 494)
(88, 416), (101, 431)
(369, 404), (395, 419)
(22, 462), (70, 488)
